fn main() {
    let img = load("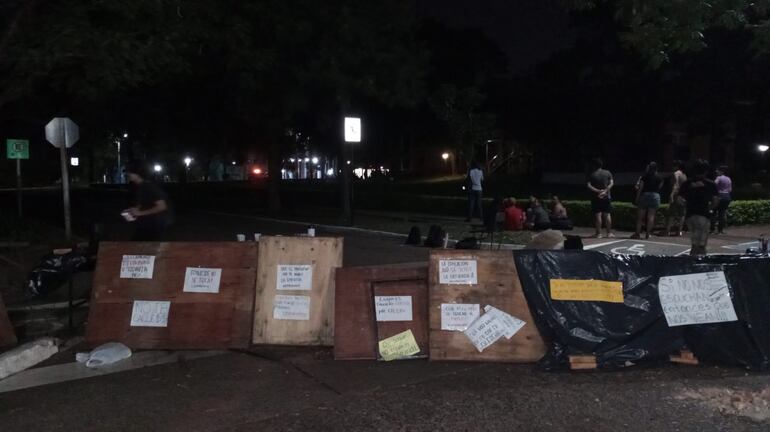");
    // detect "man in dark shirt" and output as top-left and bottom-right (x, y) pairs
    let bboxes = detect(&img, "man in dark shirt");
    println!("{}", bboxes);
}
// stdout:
(679, 159), (719, 256)
(126, 161), (169, 241)
(586, 158), (614, 238)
